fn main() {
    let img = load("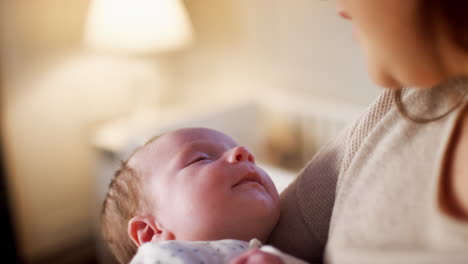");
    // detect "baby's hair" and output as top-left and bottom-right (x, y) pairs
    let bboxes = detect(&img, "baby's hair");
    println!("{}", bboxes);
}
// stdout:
(100, 135), (162, 264)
